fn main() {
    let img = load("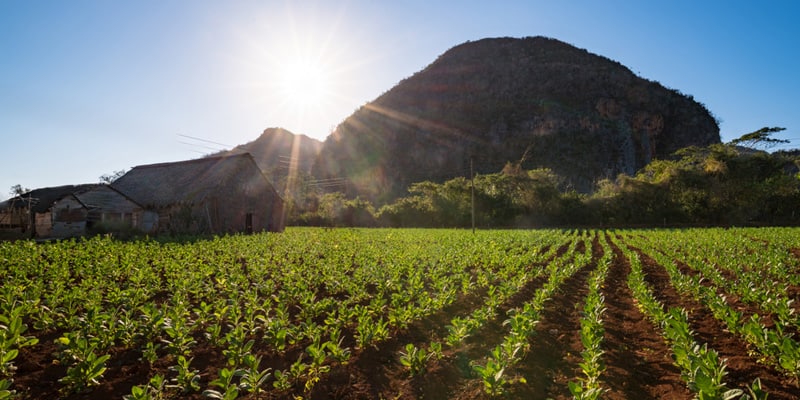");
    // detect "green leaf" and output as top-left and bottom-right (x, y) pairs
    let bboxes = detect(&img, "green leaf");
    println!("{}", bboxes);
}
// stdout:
(692, 368), (714, 393)
(721, 389), (744, 400)
(1, 349), (18, 364)
(202, 389), (224, 399)
(568, 380), (584, 396)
